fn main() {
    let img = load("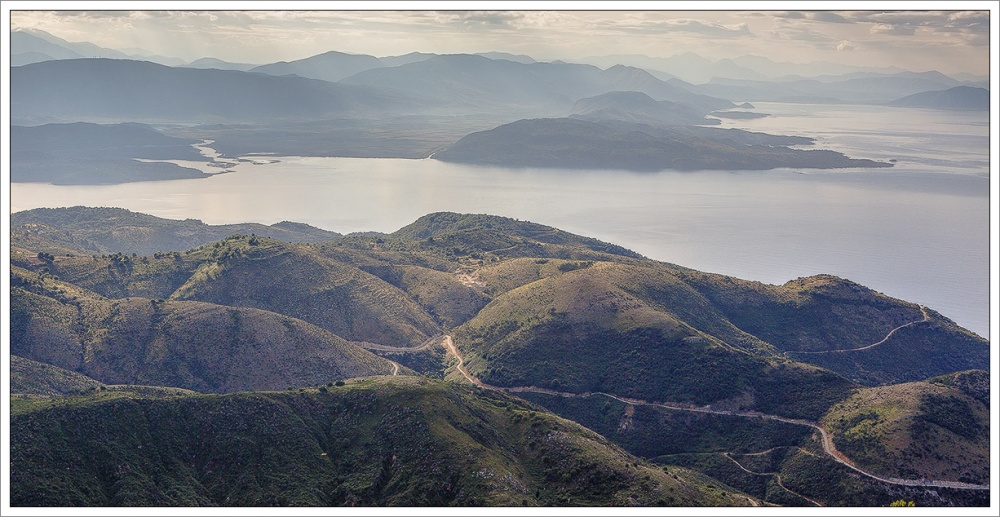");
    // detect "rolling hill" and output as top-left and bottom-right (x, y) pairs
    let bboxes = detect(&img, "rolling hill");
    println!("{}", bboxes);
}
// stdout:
(9, 377), (756, 506)
(10, 264), (396, 393)
(11, 206), (342, 256)
(822, 377), (990, 485)
(8, 209), (990, 506)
